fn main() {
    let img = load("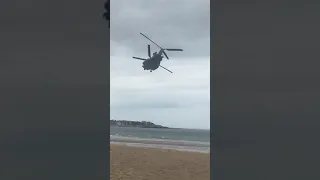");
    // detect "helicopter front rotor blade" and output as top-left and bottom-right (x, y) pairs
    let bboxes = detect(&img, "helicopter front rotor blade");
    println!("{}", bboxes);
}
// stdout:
(159, 65), (173, 73)
(133, 57), (147, 61)
(140, 33), (163, 50)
